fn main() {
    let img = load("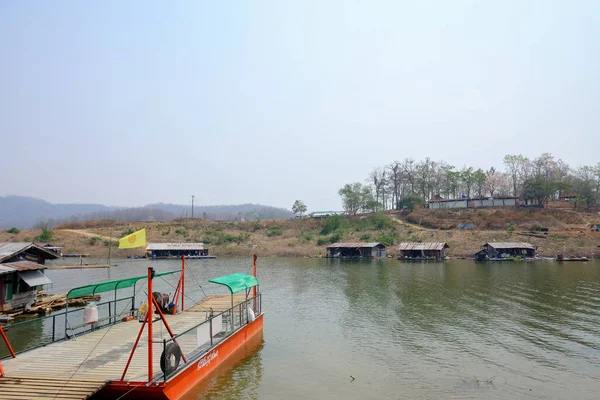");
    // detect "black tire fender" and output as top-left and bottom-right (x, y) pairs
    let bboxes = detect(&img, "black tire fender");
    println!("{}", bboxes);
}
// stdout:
(160, 342), (182, 375)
